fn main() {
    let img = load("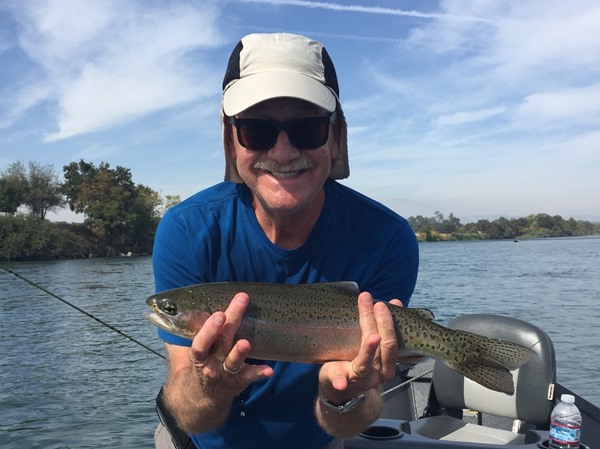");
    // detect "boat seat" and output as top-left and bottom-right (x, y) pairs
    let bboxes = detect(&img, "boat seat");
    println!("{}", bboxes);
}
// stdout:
(404, 314), (556, 445)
